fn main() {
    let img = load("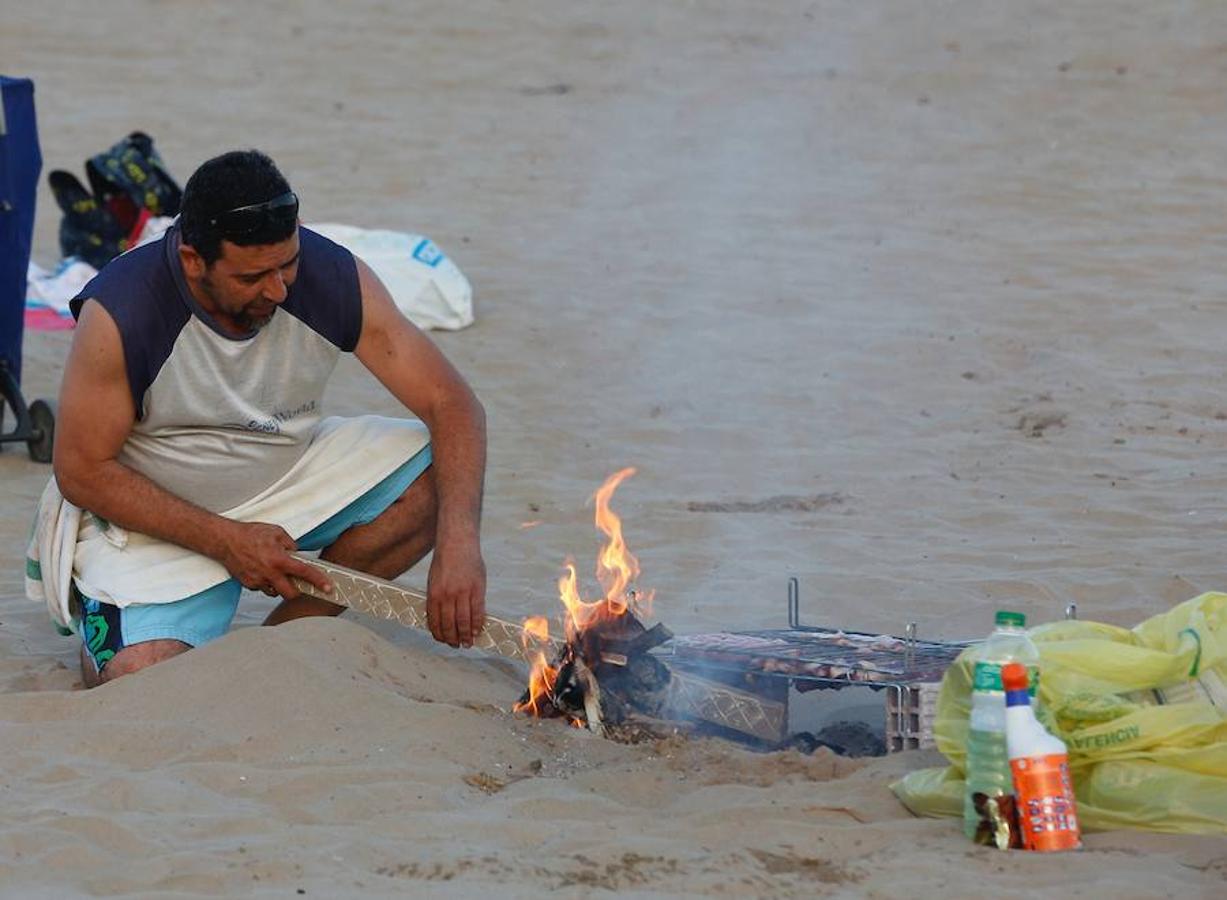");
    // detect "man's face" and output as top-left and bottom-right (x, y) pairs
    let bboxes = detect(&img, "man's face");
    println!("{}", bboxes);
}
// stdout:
(194, 231), (301, 332)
